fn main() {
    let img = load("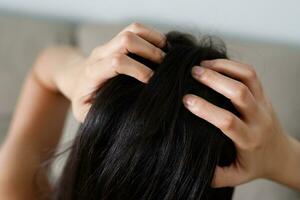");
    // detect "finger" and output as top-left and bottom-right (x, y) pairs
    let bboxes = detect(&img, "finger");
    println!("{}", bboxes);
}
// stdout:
(87, 53), (153, 84)
(121, 22), (166, 48)
(191, 66), (258, 118)
(183, 94), (248, 147)
(212, 165), (250, 188)
(201, 59), (264, 100)
(116, 31), (165, 63)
